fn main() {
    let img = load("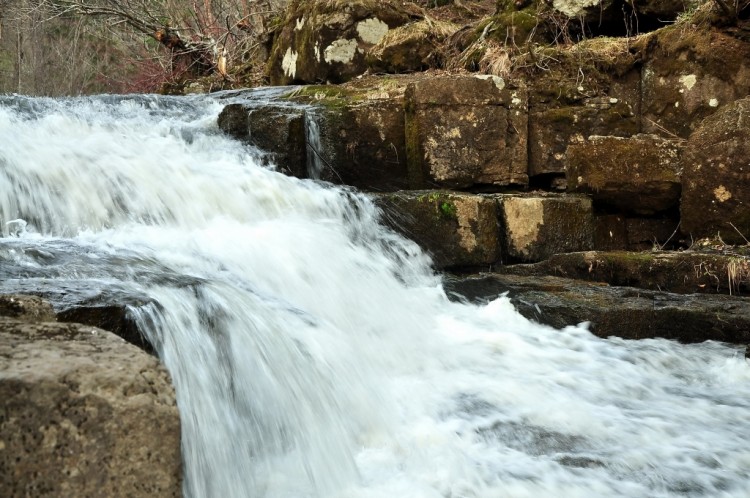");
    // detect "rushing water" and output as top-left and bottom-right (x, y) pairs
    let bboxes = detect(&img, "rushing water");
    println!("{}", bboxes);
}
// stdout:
(1, 93), (749, 498)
